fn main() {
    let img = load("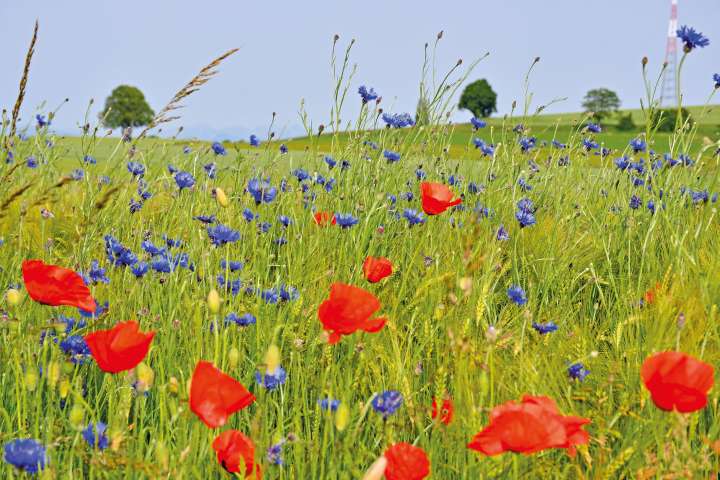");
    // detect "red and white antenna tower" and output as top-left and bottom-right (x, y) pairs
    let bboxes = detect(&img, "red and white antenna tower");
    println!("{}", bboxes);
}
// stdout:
(659, 0), (678, 106)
